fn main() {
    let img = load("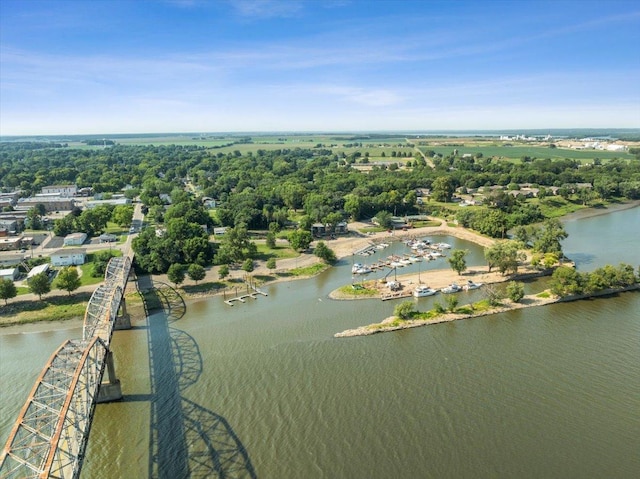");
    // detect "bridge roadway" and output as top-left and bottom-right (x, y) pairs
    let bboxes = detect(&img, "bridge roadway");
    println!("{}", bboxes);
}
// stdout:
(0, 255), (134, 479)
